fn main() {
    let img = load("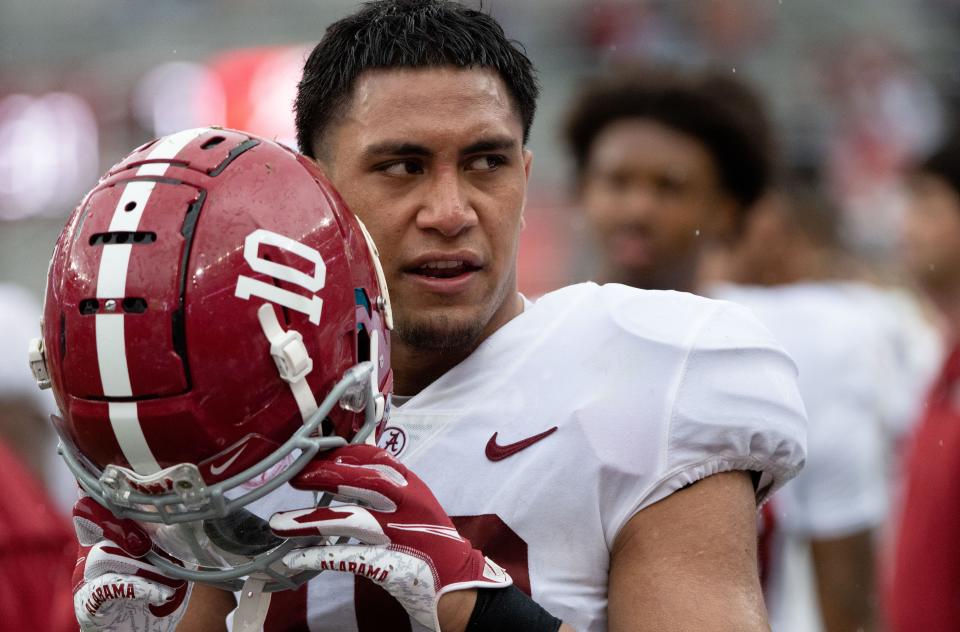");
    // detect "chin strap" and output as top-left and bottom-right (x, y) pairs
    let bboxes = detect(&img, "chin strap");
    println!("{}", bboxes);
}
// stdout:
(368, 328), (385, 425)
(257, 304), (318, 421)
(232, 577), (272, 632)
